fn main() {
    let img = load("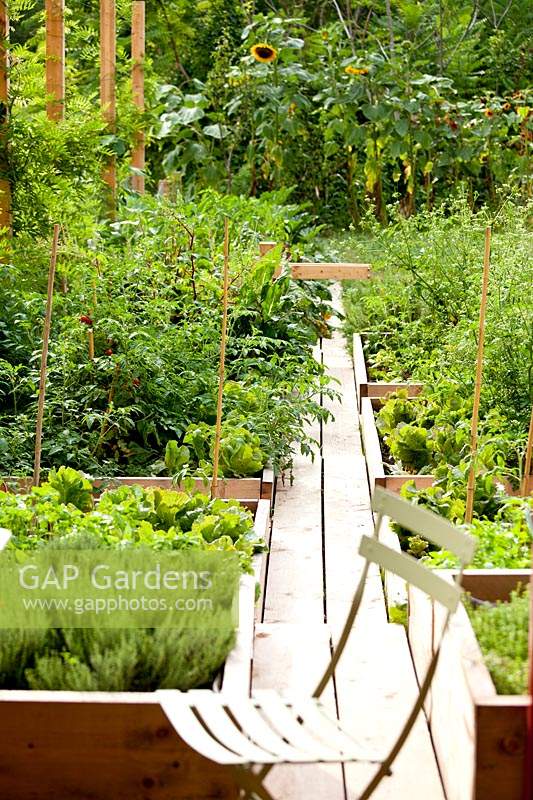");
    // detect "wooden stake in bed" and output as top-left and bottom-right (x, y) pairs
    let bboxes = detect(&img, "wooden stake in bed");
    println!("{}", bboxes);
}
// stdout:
(100, 0), (116, 205)
(0, 1), (11, 236)
(33, 224), (61, 487)
(211, 218), (230, 500)
(520, 406), (533, 497)
(45, 0), (65, 121)
(131, 1), (145, 194)
(465, 226), (491, 524)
